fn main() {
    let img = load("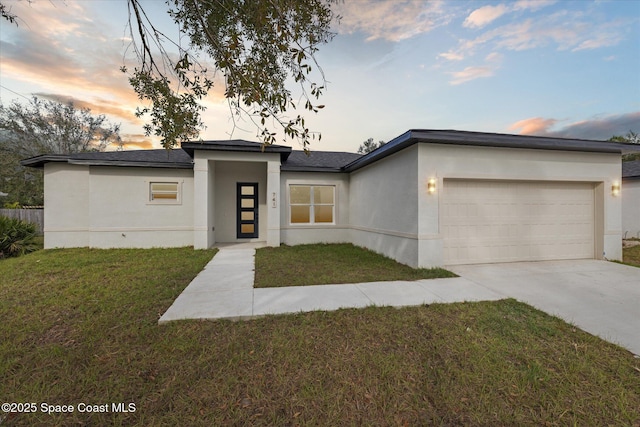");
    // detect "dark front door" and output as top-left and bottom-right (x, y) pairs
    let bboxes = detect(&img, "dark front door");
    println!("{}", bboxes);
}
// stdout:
(237, 182), (258, 238)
